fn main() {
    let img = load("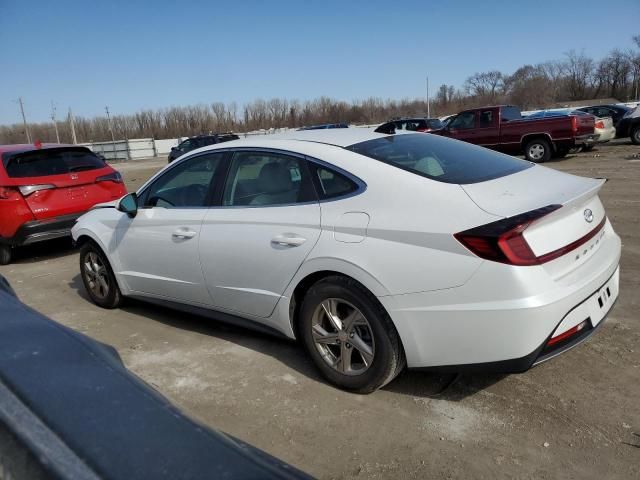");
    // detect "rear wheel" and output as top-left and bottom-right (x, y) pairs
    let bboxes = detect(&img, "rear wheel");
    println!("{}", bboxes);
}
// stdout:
(631, 126), (640, 145)
(79, 242), (123, 309)
(524, 138), (552, 163)
(0, 245), (11, 266)
(299, 276), (405, 393)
